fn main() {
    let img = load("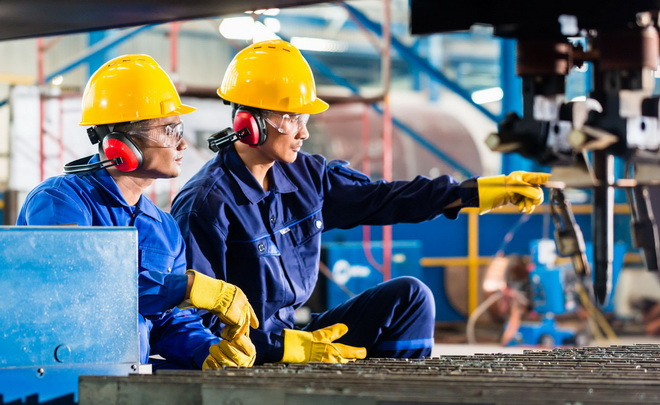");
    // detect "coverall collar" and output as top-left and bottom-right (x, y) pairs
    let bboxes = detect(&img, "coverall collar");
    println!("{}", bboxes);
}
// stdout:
(86, 154), (163, 222)
(223, 146), (298, 204)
